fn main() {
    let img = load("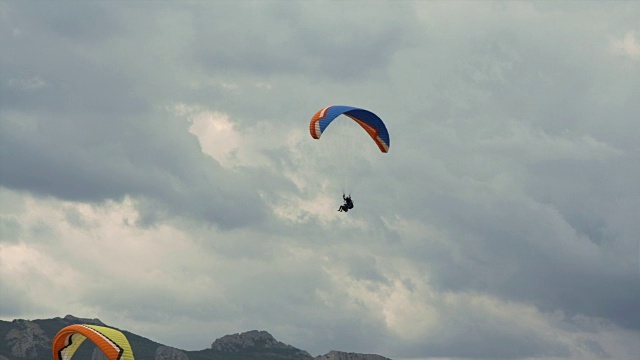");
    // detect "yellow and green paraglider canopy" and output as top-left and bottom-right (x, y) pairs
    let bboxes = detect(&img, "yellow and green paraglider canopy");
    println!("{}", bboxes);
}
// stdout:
(52, 324), (134, 360)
